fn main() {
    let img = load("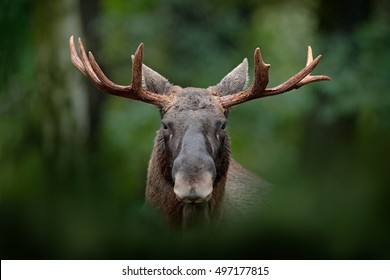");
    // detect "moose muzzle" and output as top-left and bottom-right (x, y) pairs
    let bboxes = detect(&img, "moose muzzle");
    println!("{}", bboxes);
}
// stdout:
(173, 172), (213, 203)
(171, 127), (217, 204)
